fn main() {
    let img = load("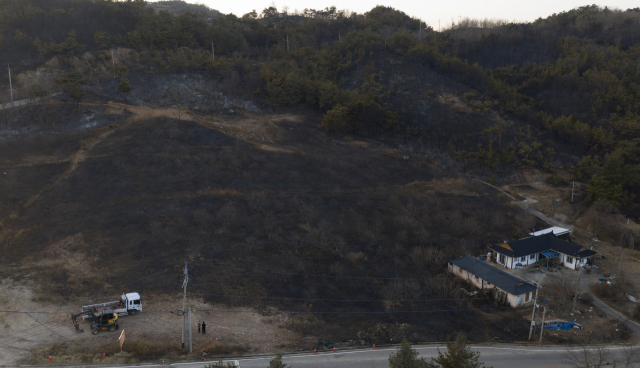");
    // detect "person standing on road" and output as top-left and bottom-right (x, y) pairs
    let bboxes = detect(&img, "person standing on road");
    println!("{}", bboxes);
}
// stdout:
(198, 321), (201, 334)
(202, 321), (206, 334)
